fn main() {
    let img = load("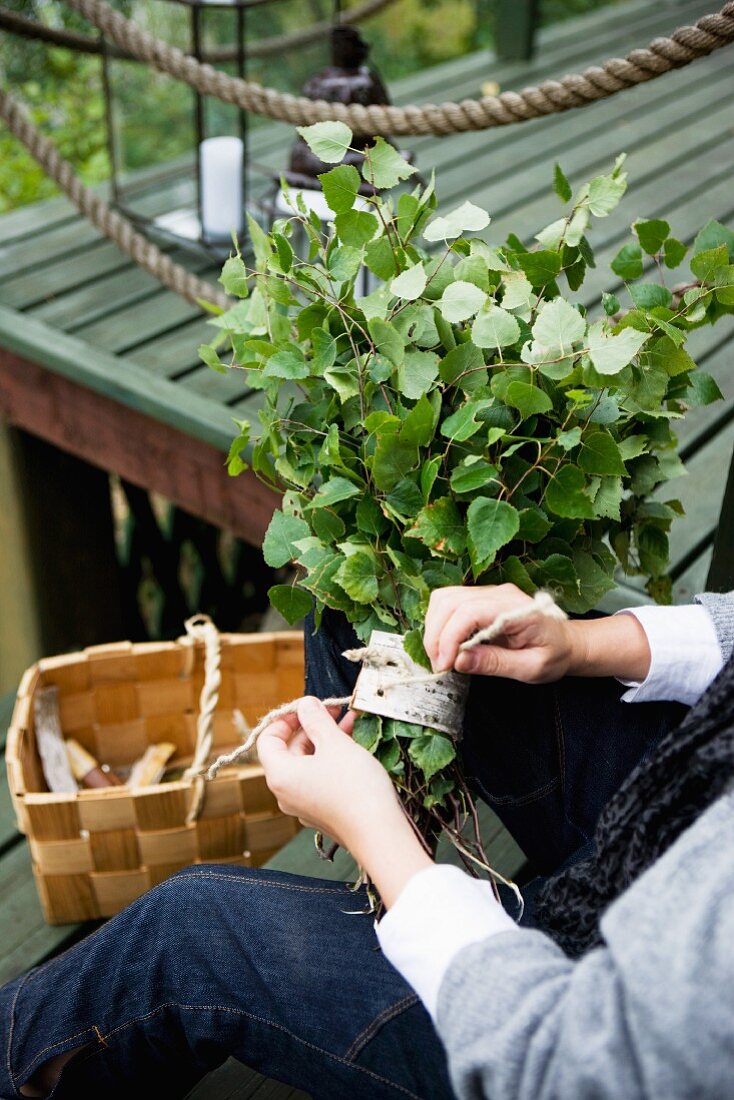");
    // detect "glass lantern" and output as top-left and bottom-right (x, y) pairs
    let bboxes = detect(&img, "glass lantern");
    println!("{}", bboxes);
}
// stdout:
(100, 0), (290, 257)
